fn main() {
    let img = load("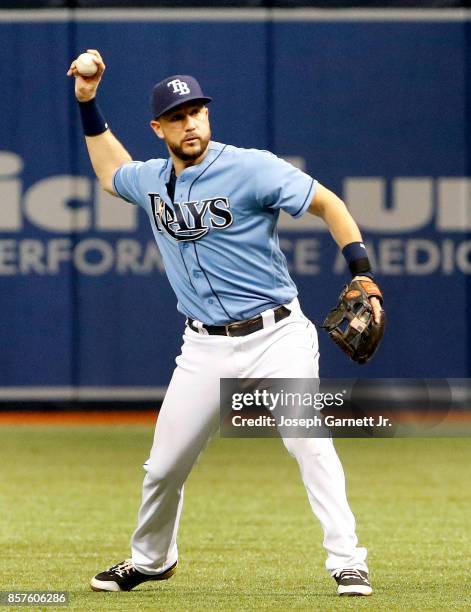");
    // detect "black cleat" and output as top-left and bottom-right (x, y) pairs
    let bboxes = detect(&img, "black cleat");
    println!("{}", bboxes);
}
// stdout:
(333, 568), (373, 596)
(90, 558), (177, 592)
